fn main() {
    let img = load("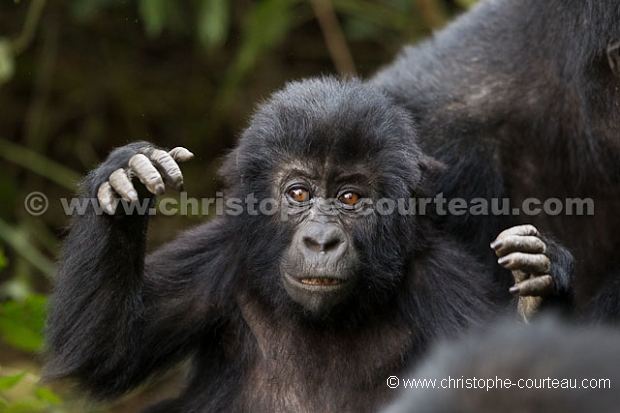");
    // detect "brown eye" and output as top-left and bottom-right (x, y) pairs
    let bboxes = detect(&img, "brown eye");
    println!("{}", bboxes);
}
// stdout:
(339, 192), (360, 206)
(289, 187), (310, 203)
